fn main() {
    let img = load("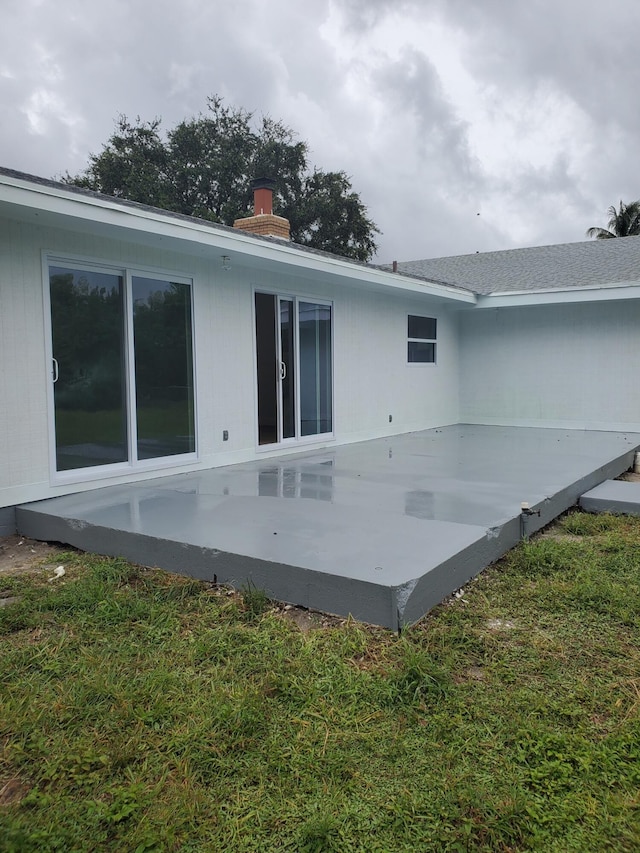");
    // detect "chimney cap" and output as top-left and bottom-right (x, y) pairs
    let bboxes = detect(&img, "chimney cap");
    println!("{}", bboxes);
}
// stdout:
(251, 176), (277, 191)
